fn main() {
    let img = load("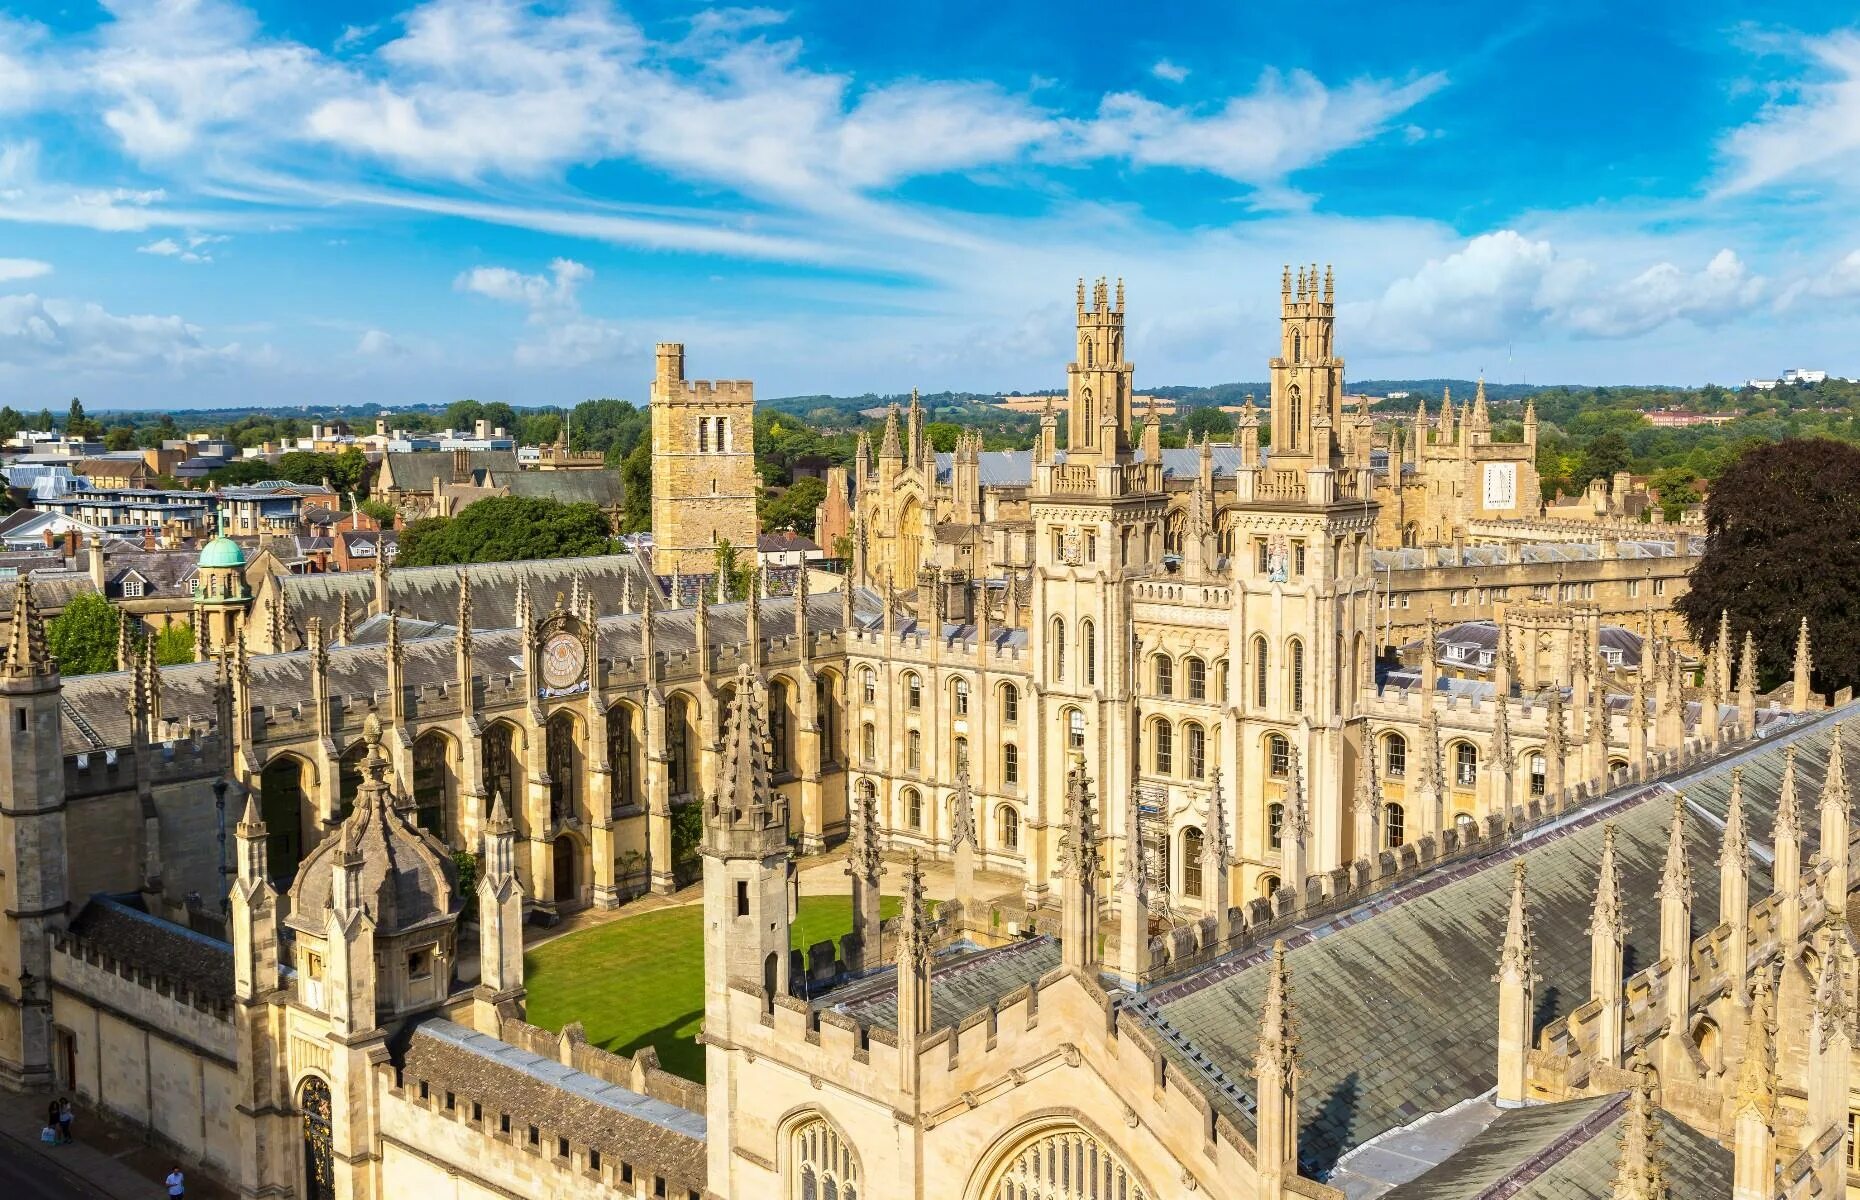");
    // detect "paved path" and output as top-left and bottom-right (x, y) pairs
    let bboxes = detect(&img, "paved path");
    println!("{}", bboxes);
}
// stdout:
(0, 1088), (233, 1200)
